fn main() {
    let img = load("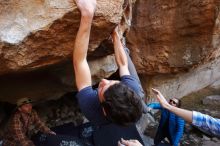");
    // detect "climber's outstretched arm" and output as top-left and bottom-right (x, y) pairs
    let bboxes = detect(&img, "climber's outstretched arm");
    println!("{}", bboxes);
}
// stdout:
(73, 0), (96, 91)
(111, 27), (130, 77)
